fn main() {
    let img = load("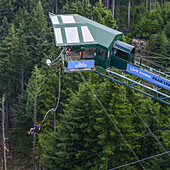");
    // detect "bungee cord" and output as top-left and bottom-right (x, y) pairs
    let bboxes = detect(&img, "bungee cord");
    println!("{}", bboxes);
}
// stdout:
(29, 47), (64, 131)
(39, 64), (61, 127)
(53, 65), (61, 113)
(44, 48), (82, 120)
(52, 51), (145, 169)
(41, 47), (169, 168)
